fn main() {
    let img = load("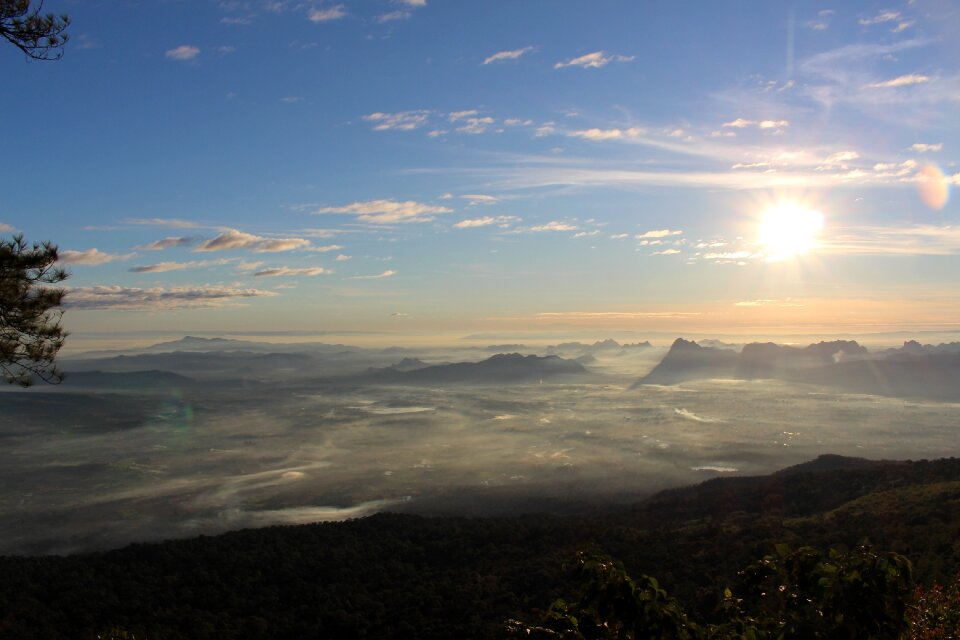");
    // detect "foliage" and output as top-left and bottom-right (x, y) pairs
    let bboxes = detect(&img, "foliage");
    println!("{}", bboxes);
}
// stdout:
(91, 627), (145, 640)
(0, 458), (957, 639)
(0, 234), (68, 385)
(726, 541), (914, 639)
(508, 550), (701, 639)
(0, 0), (69, 60)
(907, 574), (960, 639)
(513, 543), (914, 640)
